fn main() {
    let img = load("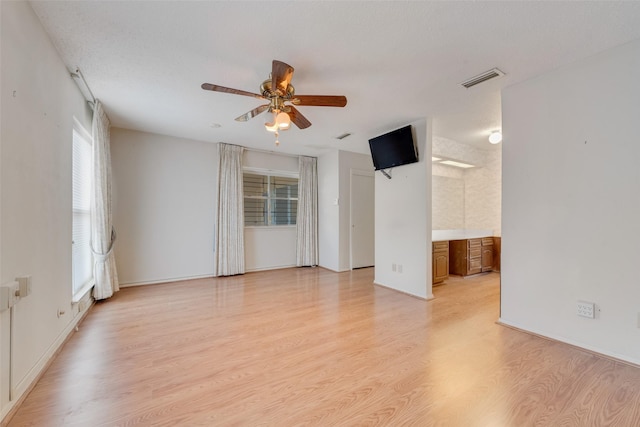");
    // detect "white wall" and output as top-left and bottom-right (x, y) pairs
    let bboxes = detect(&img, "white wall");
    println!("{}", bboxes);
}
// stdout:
(111, 129), (218, 285)
(374, 119), (432, 299)
(1, 1), (93, 418)
(432, 136), (502, 235)
(318, 150), (340, 271)
(501, 39), (640, 364)
(432, 175), (464, 229)
(111, 134), (299, 282)
(317, 149), (374, 272)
